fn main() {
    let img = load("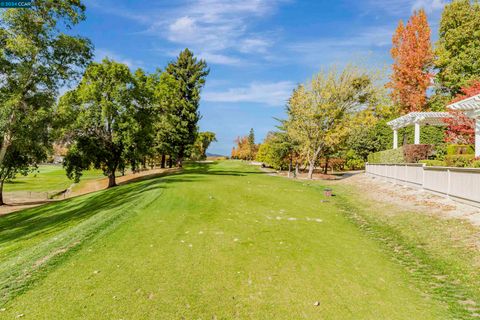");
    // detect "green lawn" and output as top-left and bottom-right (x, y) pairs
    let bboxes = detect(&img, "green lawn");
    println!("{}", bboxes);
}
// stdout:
(4, 165), (105, 193)
(0, 161), (475, 319)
